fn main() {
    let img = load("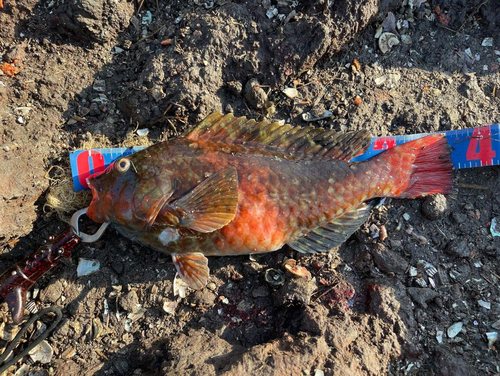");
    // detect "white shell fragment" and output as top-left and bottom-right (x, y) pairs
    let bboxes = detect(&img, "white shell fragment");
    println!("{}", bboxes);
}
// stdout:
(482, 37), (494, 47)
(77, 258), (100, 277)
(436, 330), (444, 343)
(136, 128), (149, 137)
(490, 217), (500, 237)
(28, 340), (53, 364)
(282, 87), (299, 99)
(447, 322), (463, 338)
(408, 266), (418, 277)
(379, 32), (399, 54)
(478, 300), (491, 310)
(302, 110), (332, 122)
(486, 332), (498, 348)
(163, 301), (178, 314)
(173, 273), (189, 298)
